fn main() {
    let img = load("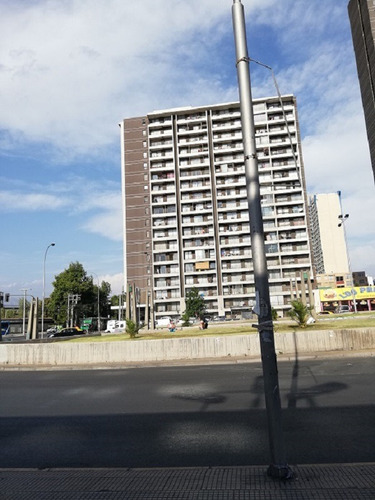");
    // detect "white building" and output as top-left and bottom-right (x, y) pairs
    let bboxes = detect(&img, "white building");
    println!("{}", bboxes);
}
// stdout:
(308, 192), (353, 288)
(120, 95), (313, 320)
